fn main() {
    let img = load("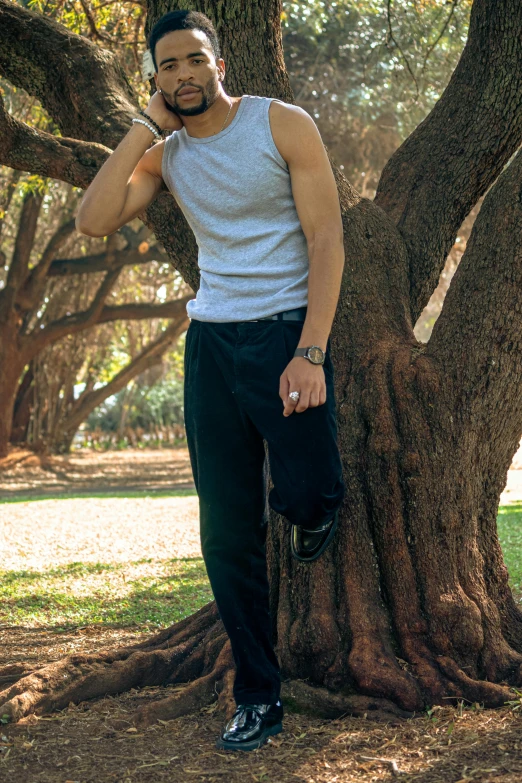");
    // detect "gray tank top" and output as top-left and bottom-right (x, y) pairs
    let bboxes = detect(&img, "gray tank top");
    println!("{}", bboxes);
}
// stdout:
(161, 94), (309, 322)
